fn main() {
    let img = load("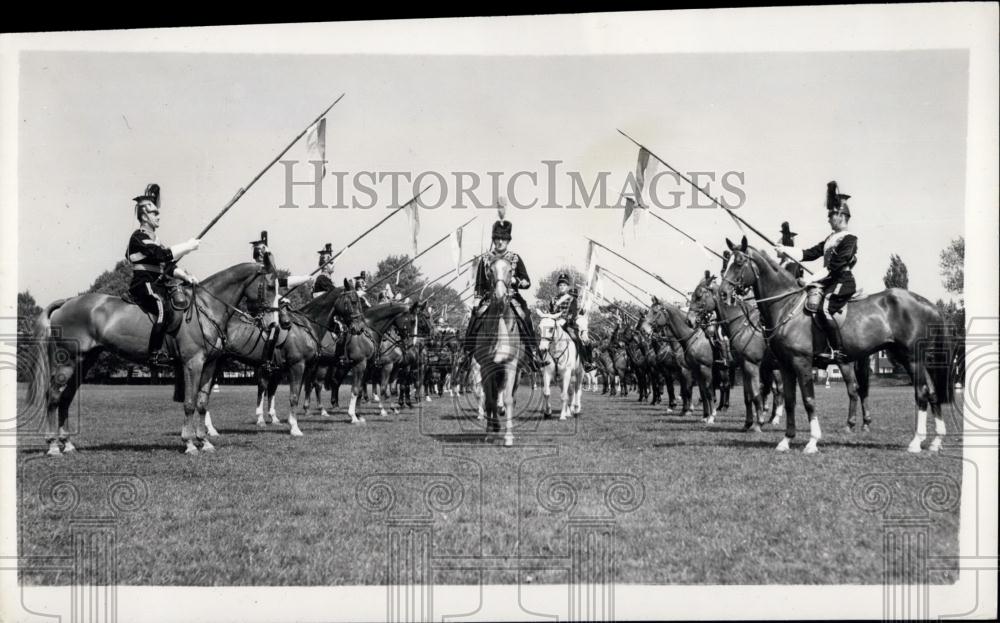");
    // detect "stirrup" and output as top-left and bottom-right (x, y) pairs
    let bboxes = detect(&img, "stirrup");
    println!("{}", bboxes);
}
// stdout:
(148, 350), (174, 368)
